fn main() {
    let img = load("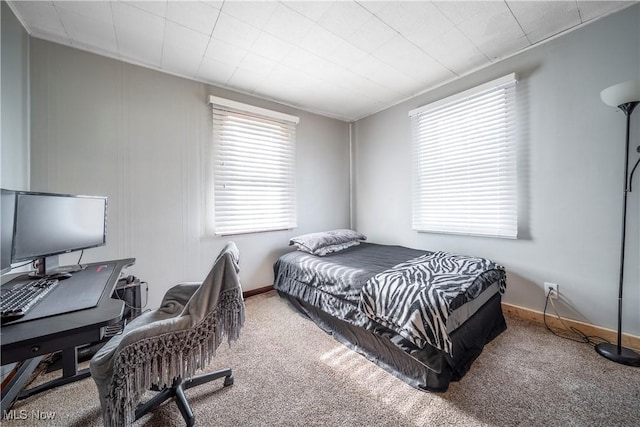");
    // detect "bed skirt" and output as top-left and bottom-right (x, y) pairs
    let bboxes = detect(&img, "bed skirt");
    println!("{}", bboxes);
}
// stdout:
(278, 290), (507, 392)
